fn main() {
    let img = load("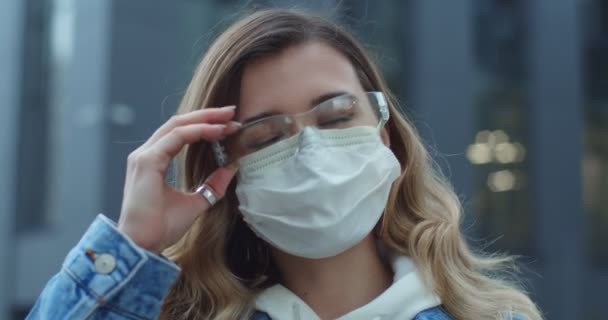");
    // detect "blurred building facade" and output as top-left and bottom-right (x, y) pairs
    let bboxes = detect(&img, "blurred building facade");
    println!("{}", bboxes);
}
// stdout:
(0, 0), (606, 319)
